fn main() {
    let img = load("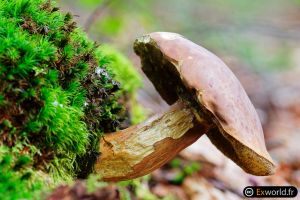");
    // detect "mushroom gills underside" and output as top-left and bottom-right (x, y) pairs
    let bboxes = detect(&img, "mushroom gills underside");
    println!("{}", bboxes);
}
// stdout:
(206, 127), (275, 175)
